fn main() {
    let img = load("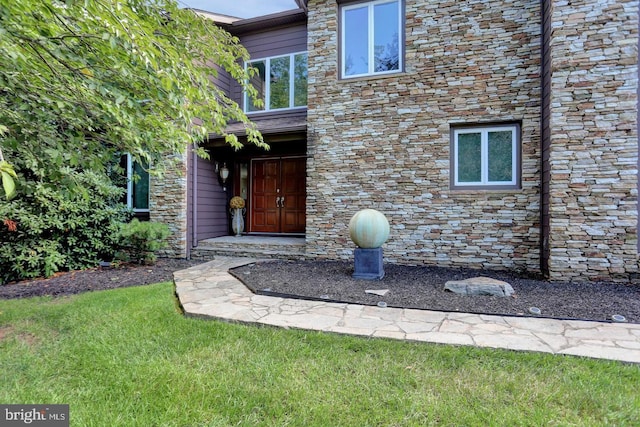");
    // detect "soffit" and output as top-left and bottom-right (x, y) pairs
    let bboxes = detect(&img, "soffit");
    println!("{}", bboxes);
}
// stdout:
(208, 114), (307, 140)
